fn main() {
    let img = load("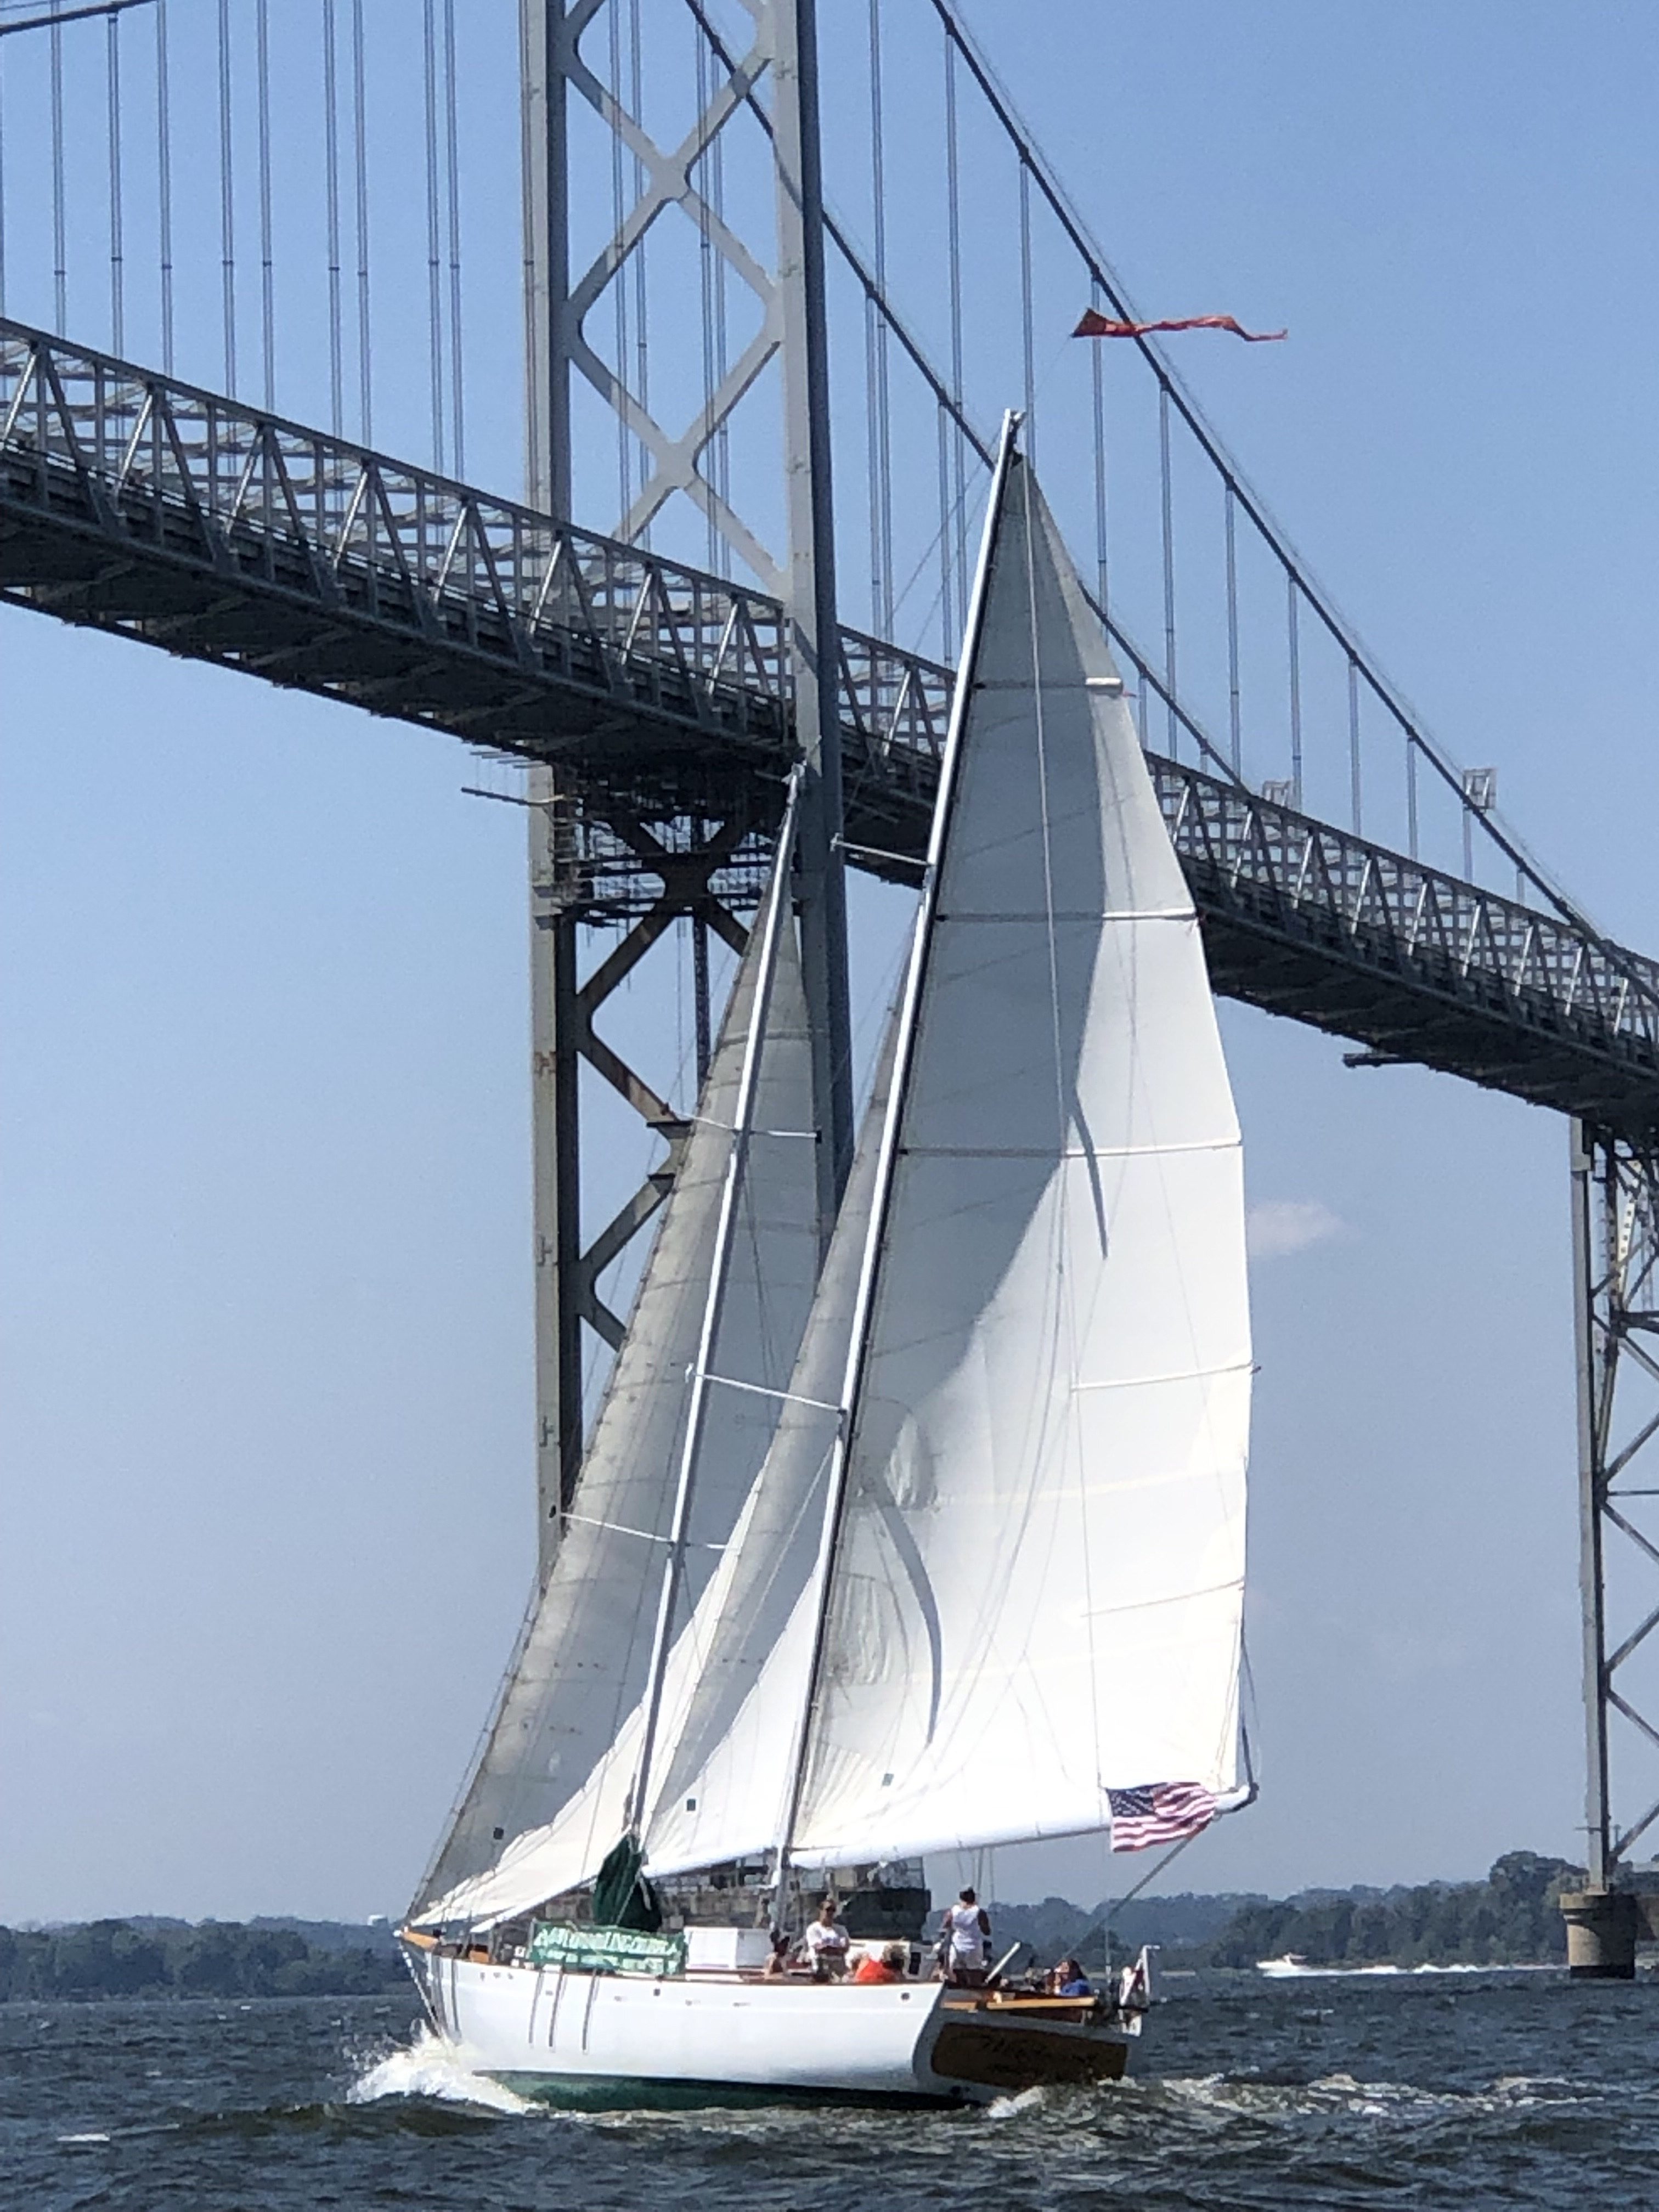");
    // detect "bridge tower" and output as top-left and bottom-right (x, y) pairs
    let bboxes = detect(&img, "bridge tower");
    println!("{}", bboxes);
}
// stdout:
(518, 0), (851, 1575)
